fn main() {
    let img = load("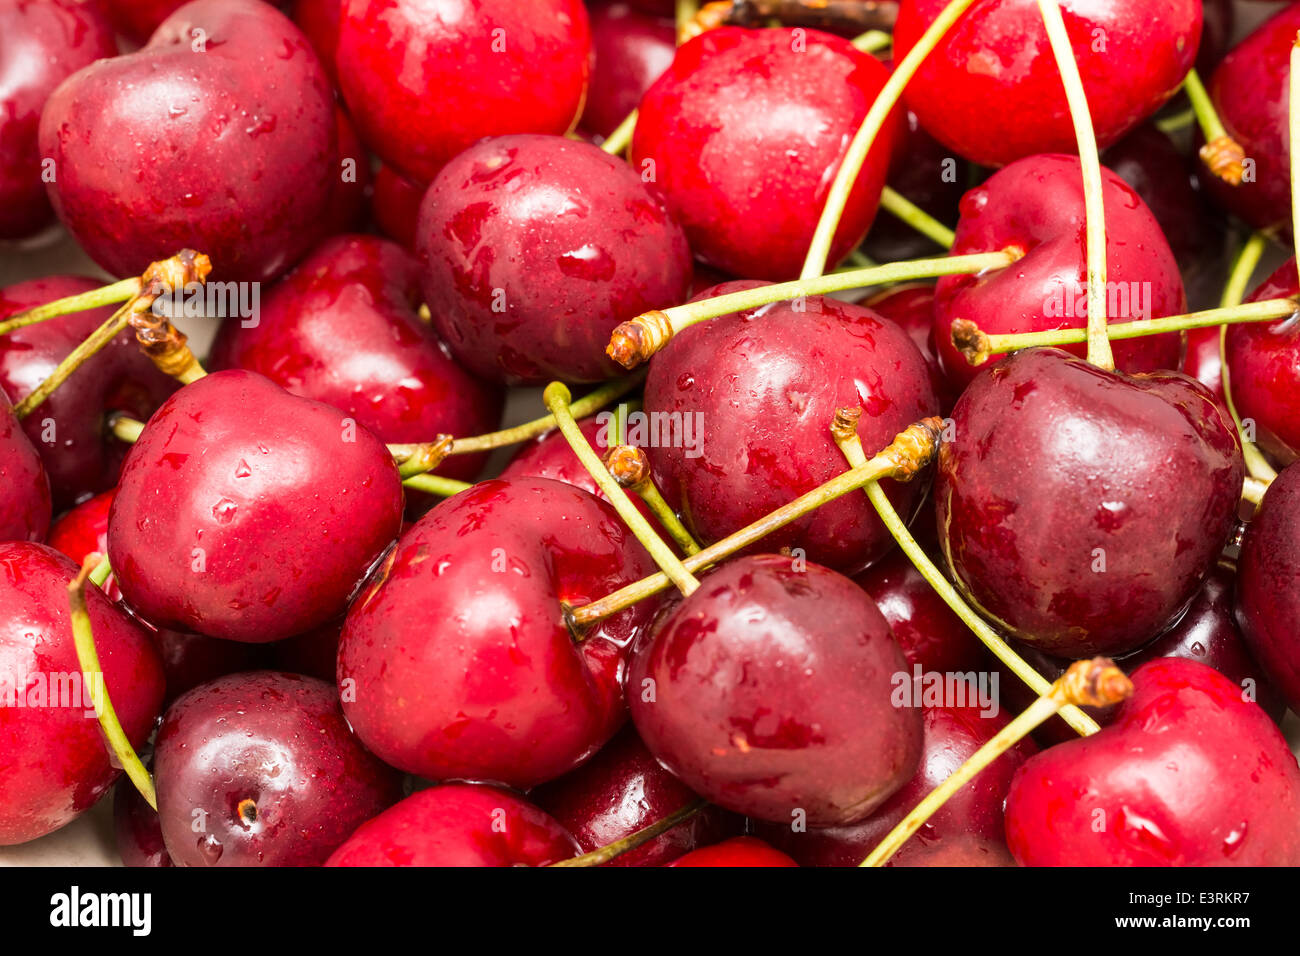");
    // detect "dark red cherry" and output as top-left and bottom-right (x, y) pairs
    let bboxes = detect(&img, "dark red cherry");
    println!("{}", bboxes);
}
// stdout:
(936, 348), (1244, 658)
(154, 671), (403, 866)
(863, 282), (960, 414)
(107, 369), (405, 643)
(531, 725), (742, 867)
(370, 162), (426, 249)
(112, 767), (172, 868)
(0, 542), (164, 846)
(0, 0), (116, 240)
(643, 284), (937, 572)
(40, 0), (338, 282)
(326, 783), (580, 867)
(339, 477), (662, 789)
(1004, 658), (1300, 866)
(933, 154), (1184, 389)
(291, 0), (342, 85)
(1182, 326), (1225, 402)
(101, 0), (197, 43)
(1196, 0), (1233, 76)
(581, 0), (675, 139)
(0, 275), (178, 510)
(631, 26), (901, 279)
(209, 234), (502, 483)
(336, 0), (590, 182)
(894, 0), (1201, 167)
(322, 106), (370, 237)
(1236, 463), (1300, 714)
(0, 391), (50, 544)
(757, 705), (1035, 867)
(630, 555), (922, 826)
(264, 618), (343, 683)
(666, 836), (799, 868)
(1224, 258), (1300, 464)
(417, 133), (692, 385)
